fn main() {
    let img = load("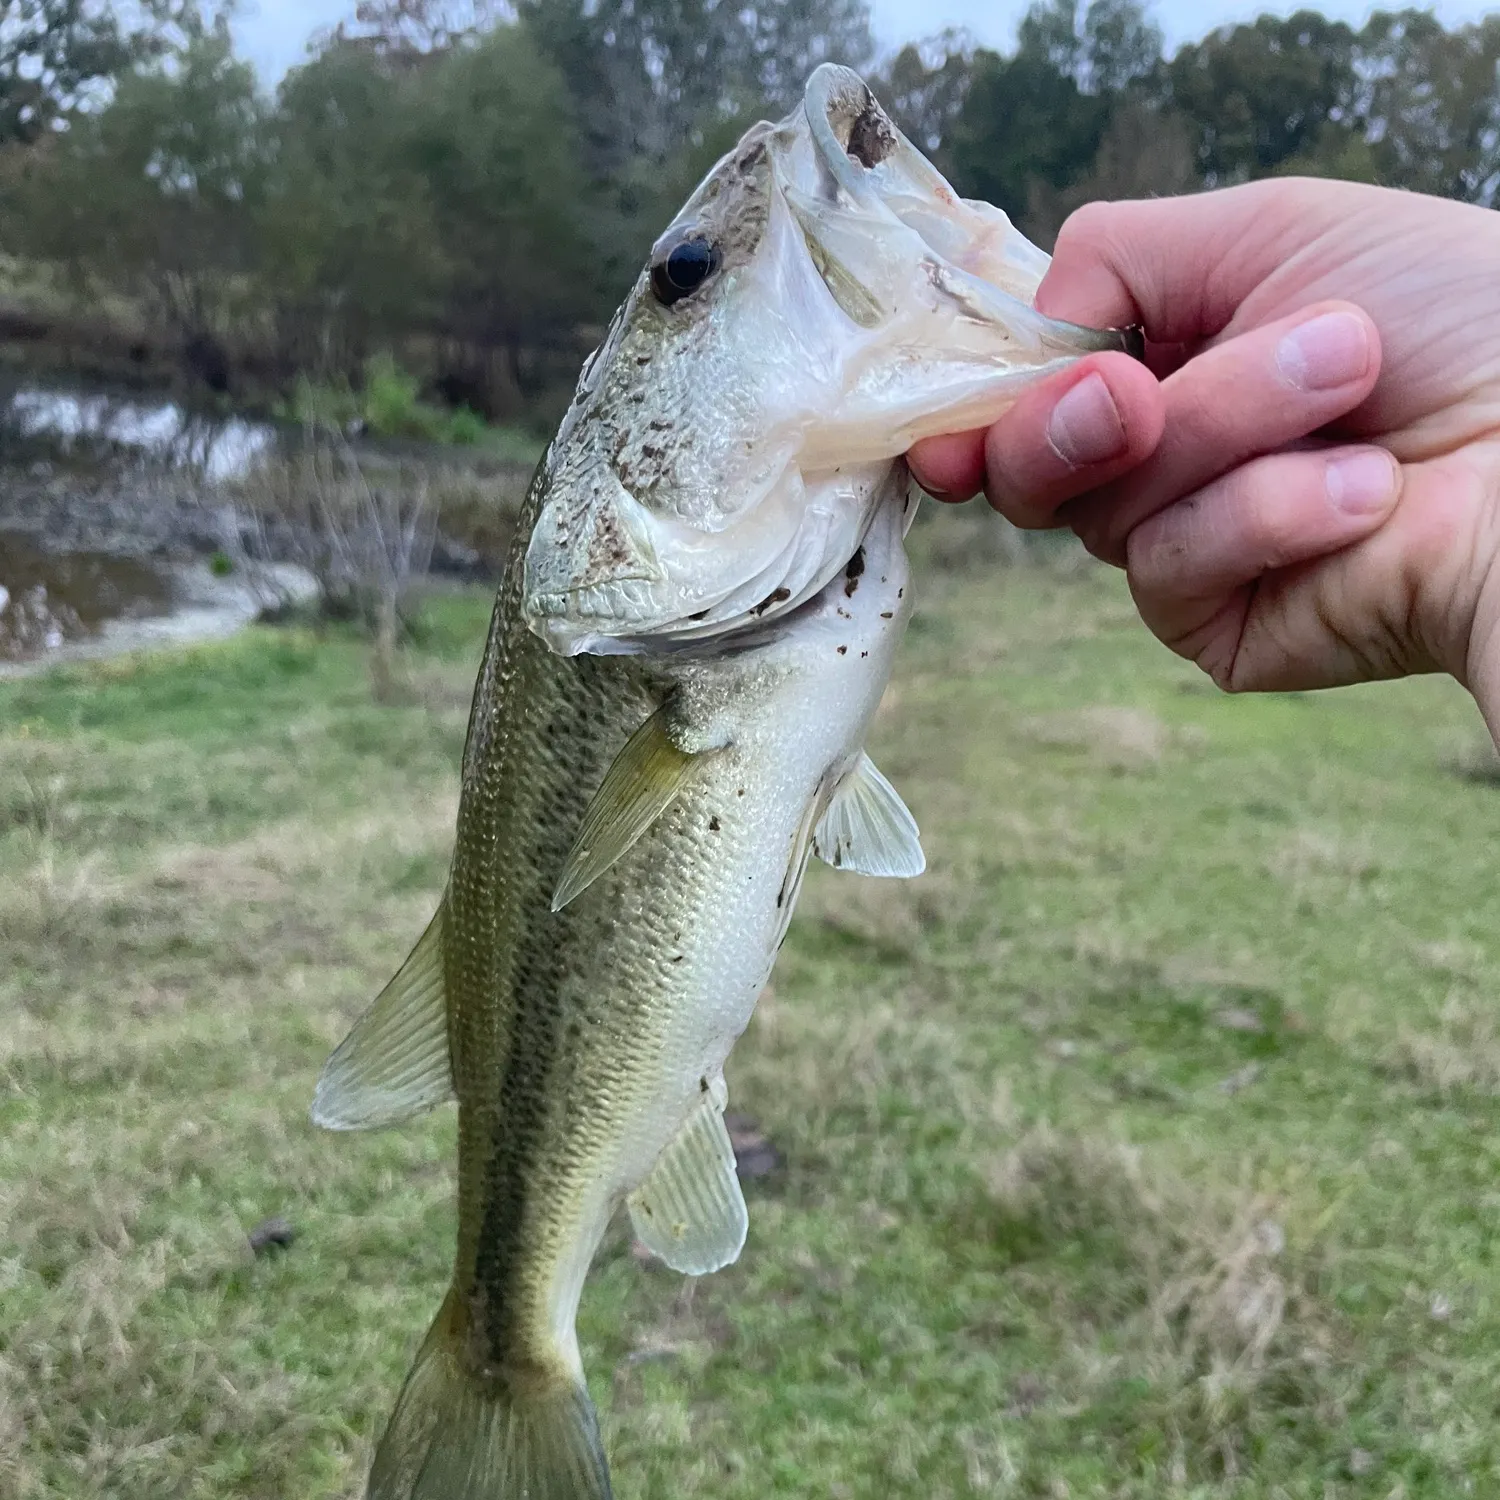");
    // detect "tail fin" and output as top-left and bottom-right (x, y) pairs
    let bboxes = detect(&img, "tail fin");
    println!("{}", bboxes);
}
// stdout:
(368, 1289), (611, 1500)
